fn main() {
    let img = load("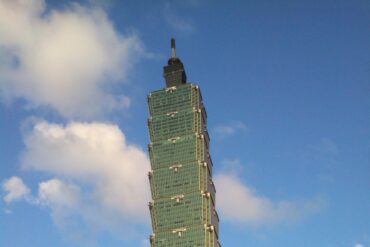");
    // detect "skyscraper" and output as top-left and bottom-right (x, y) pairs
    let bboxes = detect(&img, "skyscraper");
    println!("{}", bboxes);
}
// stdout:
(147, 39), (221, 247)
